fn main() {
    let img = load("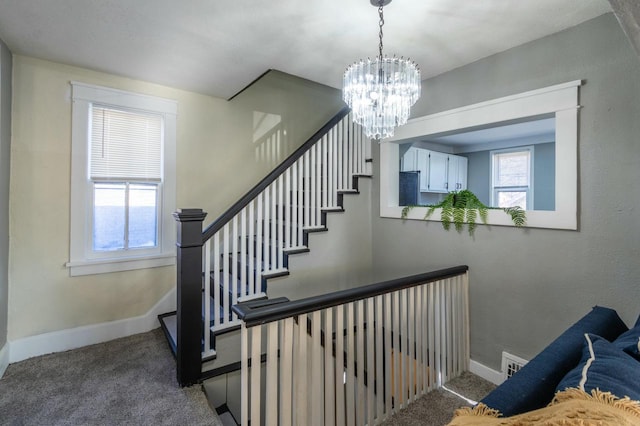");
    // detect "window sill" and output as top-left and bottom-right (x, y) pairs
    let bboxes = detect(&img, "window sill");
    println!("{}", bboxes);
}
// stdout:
(66, 253), (176, 276)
